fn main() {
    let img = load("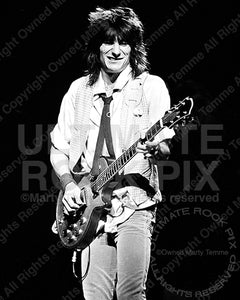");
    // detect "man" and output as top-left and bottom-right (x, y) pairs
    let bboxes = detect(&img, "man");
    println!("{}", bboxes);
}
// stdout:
(50, 6), (175, 300)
